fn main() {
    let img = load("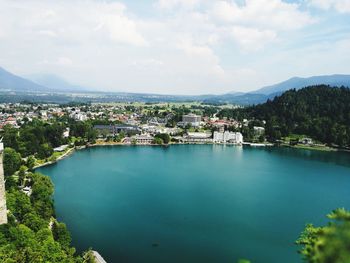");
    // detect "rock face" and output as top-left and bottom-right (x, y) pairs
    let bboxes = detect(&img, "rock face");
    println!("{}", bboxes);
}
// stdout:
(0, 143), (7, 224)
